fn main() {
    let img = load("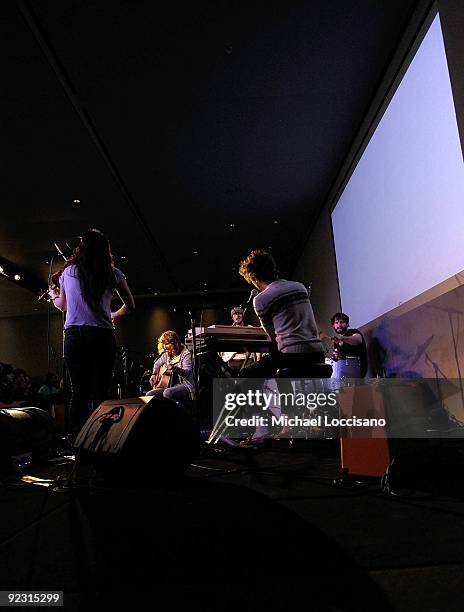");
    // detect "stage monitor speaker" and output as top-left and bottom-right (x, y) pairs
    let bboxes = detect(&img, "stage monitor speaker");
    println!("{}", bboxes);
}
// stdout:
(0, 407), (57, 453)
(0, 407), (58, 473)
(74, 396), (200, 479)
